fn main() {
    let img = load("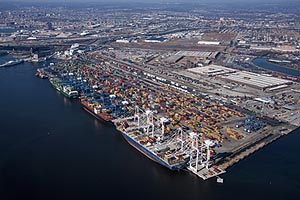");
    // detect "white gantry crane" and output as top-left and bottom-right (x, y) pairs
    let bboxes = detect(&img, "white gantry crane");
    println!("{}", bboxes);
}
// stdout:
(202, 139), (215, 169)
(176, 128), (184, 150)
(134, 106), (140, 127)
(160, 117), (169, 141)
(189, 132), (215, 172)
(189, 132), (200, 173)
(145, 109), (154, 137)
